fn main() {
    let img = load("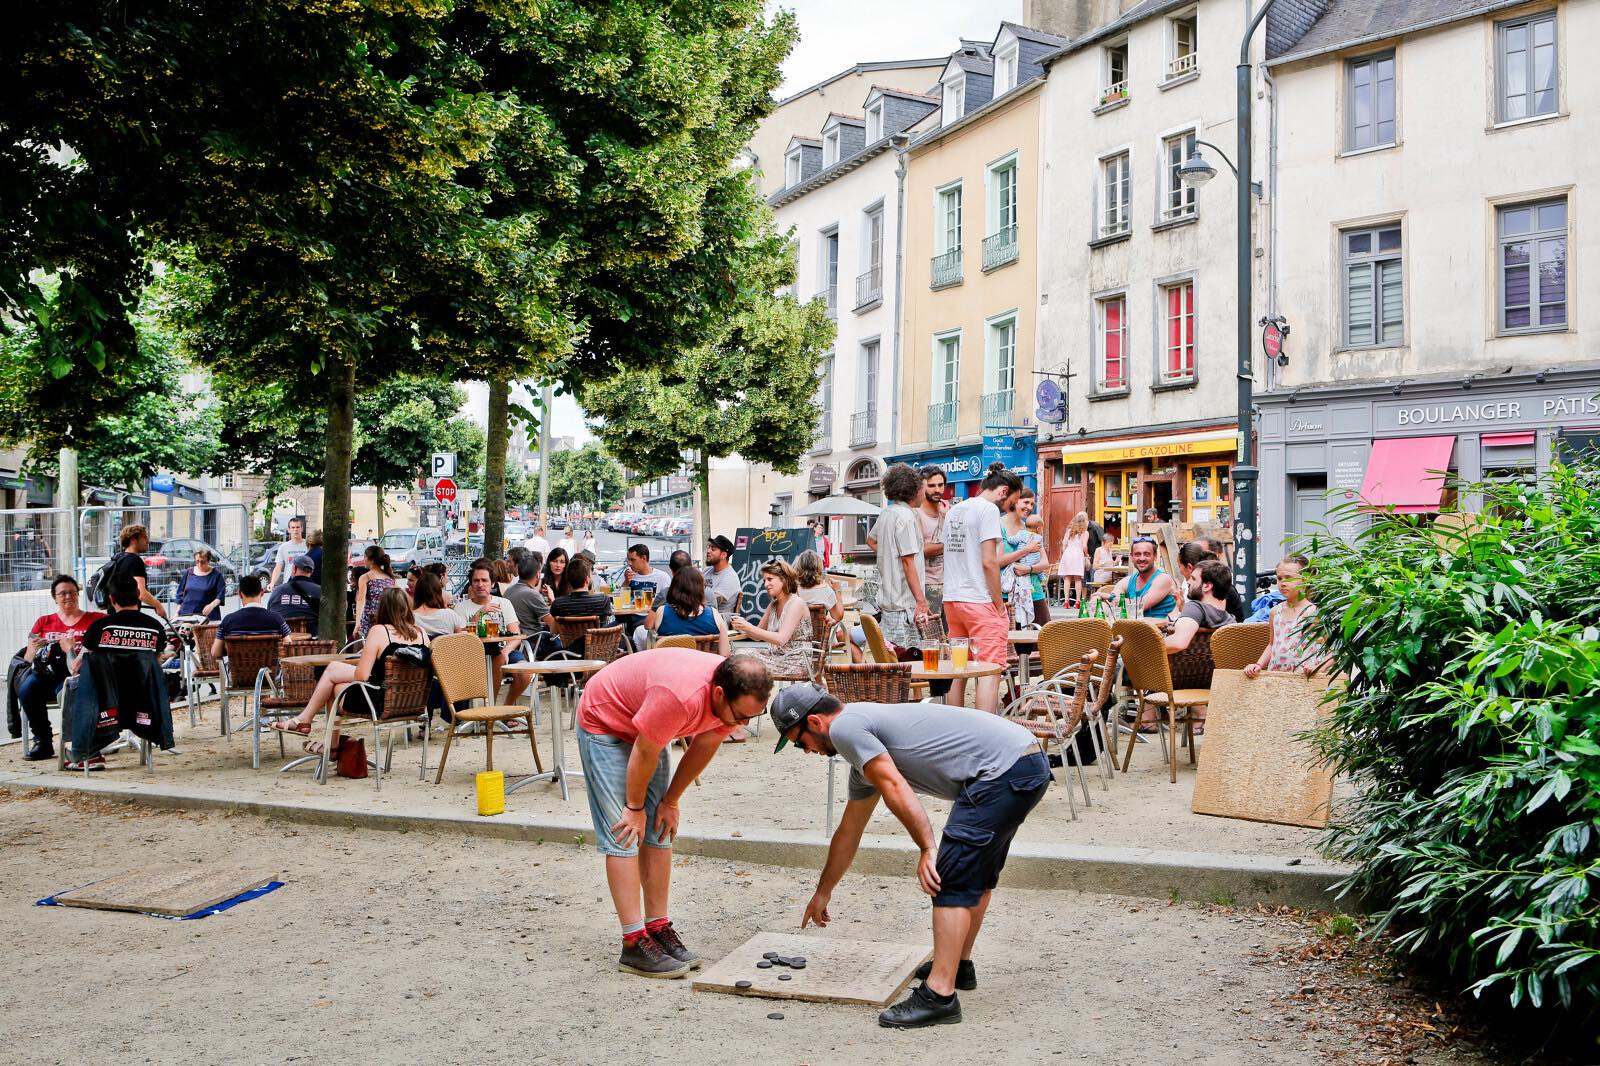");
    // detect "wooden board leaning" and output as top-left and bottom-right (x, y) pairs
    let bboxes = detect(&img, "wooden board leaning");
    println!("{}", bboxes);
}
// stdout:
(693, 931), (930, 1007)
(53, 864), (279, 918)
(1191, 669), (1336, 829)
